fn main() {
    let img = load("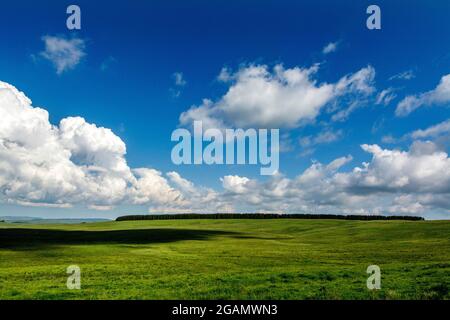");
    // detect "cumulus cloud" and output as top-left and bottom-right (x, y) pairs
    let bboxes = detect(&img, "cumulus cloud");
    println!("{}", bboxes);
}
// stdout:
(339, 141), (450, 194)
(0, 80), (205, 211)
(221, 175), (250, 194)
(396, 74), (450, 116)
(215, 142), (450, 217)
(167, 171), (195, 194)
(180, 63), (376, 130)
(387, 195), (424, 214)
(216, 156), (354, 214)
(40, 35), (86, 74)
